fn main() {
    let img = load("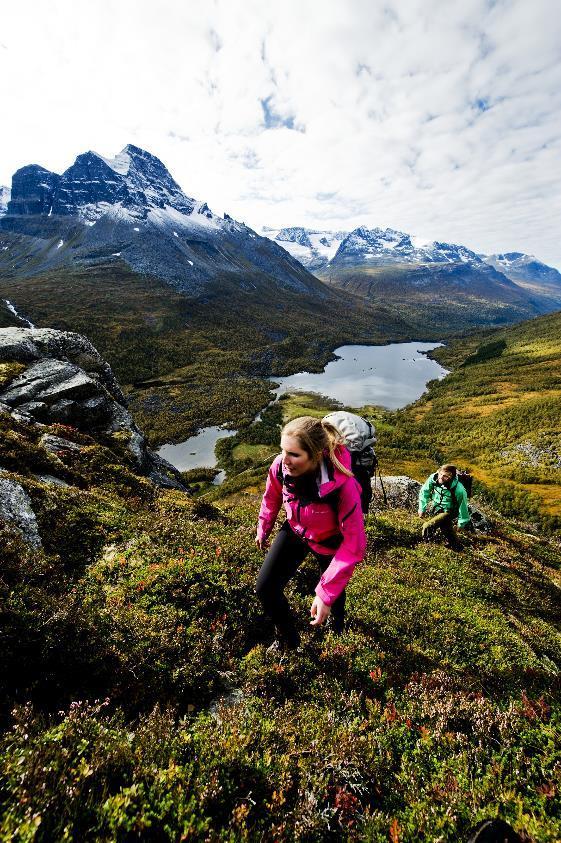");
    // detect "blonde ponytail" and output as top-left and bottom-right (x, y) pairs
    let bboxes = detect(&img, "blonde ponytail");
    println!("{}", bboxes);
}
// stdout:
(281, 416), (353, 477)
